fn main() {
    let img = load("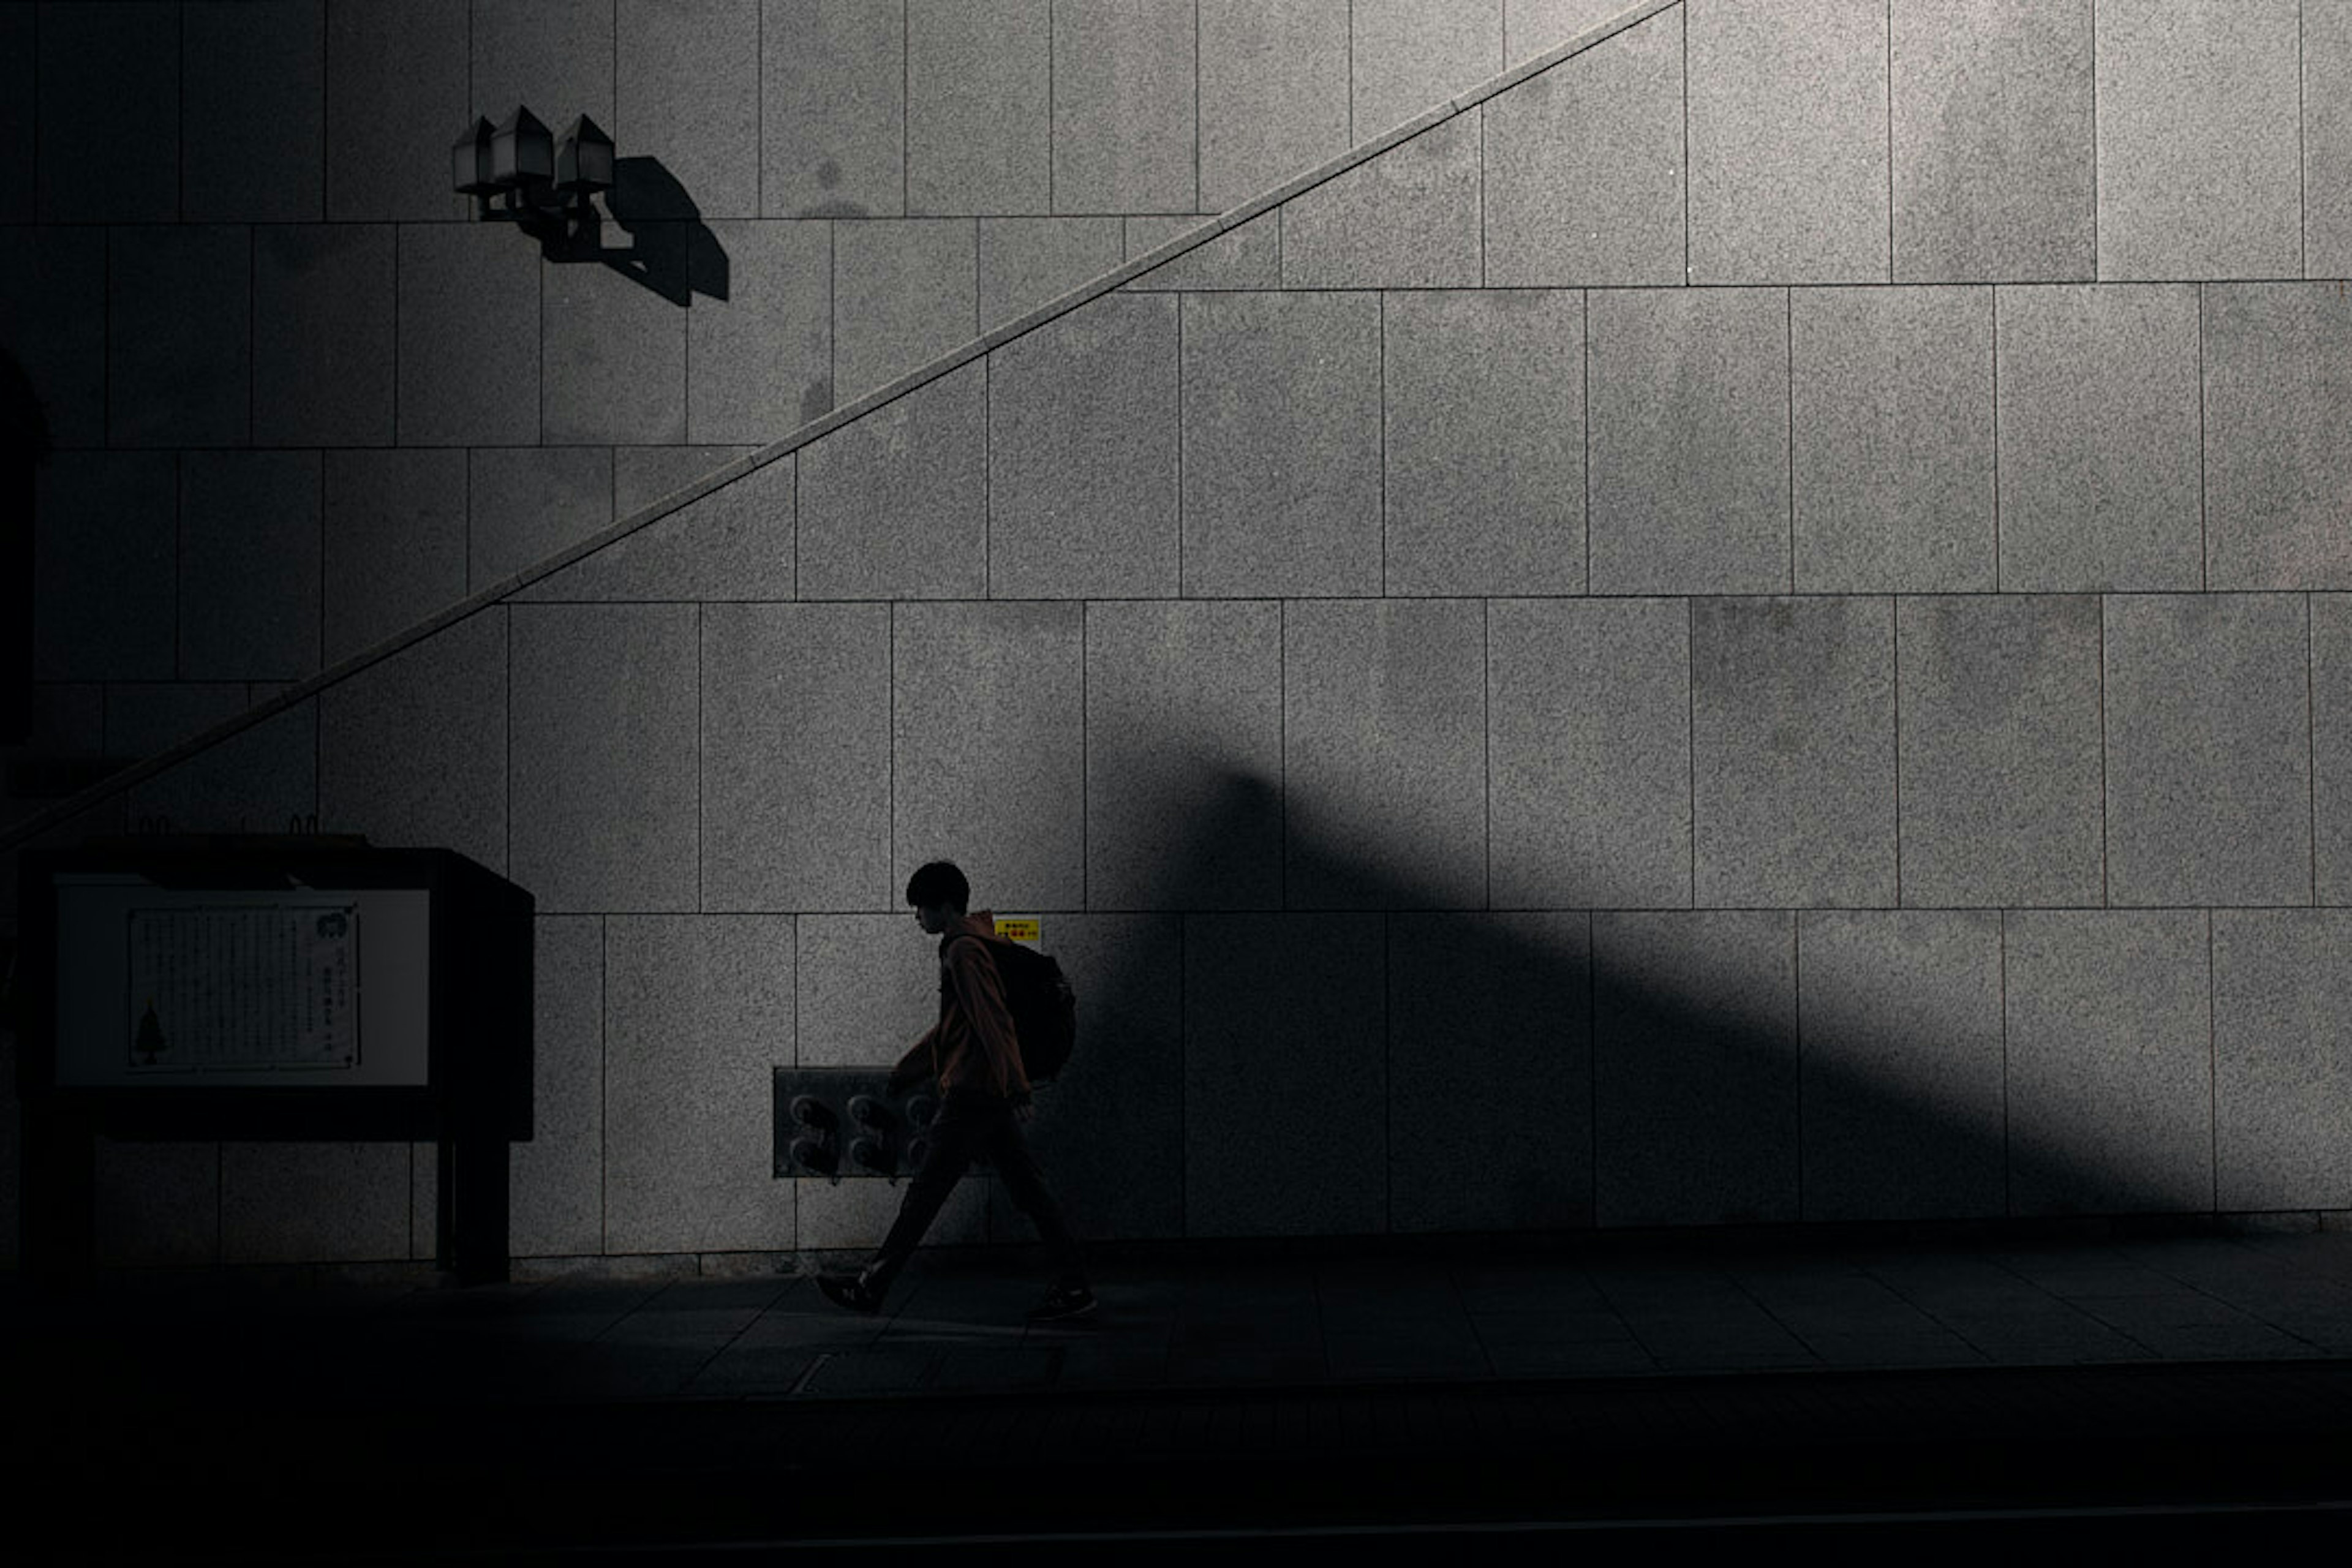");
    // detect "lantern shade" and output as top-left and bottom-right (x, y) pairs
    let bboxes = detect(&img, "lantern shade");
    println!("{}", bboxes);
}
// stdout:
(555, 114), (616, 194)
(452, 117), (499, 195)
(489, 106), (554, 189)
